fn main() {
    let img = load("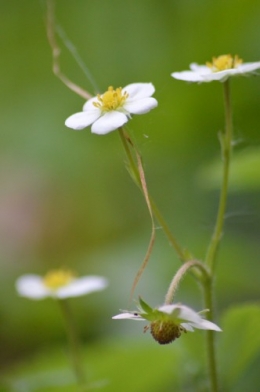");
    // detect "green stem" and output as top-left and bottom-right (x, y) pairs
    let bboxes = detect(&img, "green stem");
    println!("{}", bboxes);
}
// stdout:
(118, 128), (188, 263)
(203, 80), (233, 392)
(203, 277), (218, 392)
(205, 80), (233, 272)
(58, 299), (86, 391)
